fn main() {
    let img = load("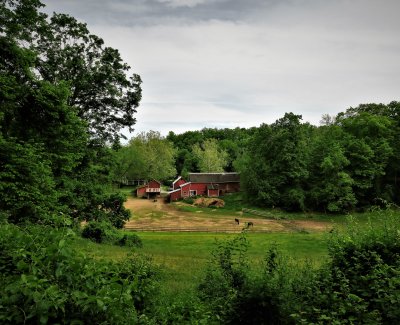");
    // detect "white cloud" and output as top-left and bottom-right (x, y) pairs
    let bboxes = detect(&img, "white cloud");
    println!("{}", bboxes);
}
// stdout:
(43, 0), (400, 136)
